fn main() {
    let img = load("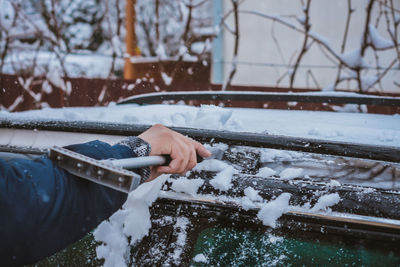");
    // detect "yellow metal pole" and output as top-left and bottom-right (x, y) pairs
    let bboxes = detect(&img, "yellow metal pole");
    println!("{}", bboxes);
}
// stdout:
(124, 0), (137, 80)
